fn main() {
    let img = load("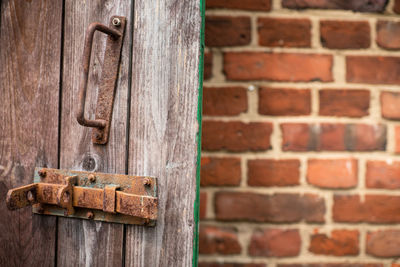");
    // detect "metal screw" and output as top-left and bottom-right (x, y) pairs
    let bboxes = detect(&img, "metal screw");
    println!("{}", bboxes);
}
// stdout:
(27, 191), (35, 202)
(143, 178), (151, 186)
(112, 18), (121, 27)
(87, 211), (94, 219)
(88, 174), (96, 183)
(38, 169), (46, 177)
(95, 132), (103, 140)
